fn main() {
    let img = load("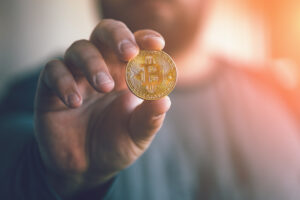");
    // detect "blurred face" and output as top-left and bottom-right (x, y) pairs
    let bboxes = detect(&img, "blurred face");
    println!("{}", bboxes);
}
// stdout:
(100, 0), (209, 55)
